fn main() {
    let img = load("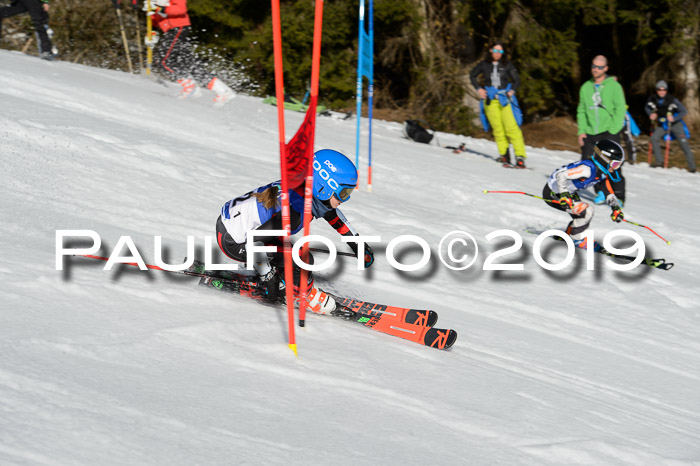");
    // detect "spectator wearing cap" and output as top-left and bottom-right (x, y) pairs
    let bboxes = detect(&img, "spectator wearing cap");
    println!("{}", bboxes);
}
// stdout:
(644, 80), (696, 173)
